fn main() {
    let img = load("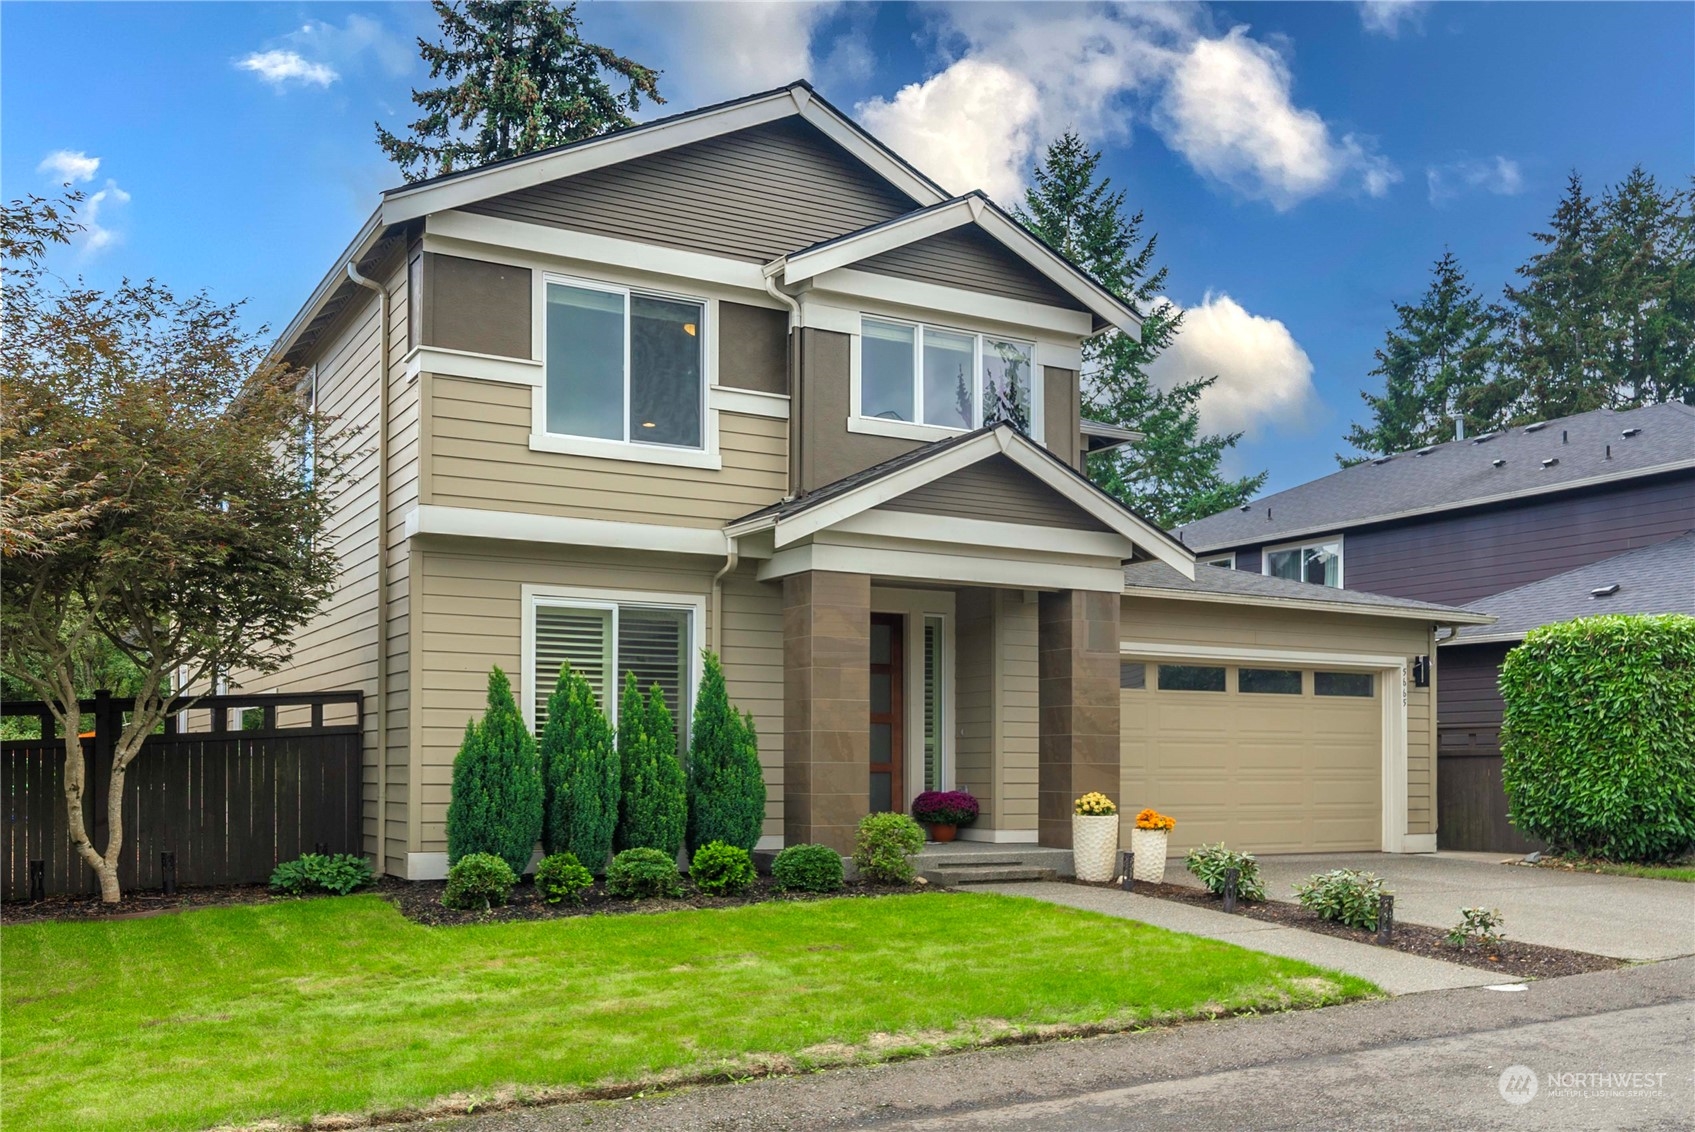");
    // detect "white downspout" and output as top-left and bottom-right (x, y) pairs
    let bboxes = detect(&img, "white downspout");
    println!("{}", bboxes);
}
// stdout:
(345, 259), (388, 872)
(763, 260), (803, 499)
(710, 533), (740, 657)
